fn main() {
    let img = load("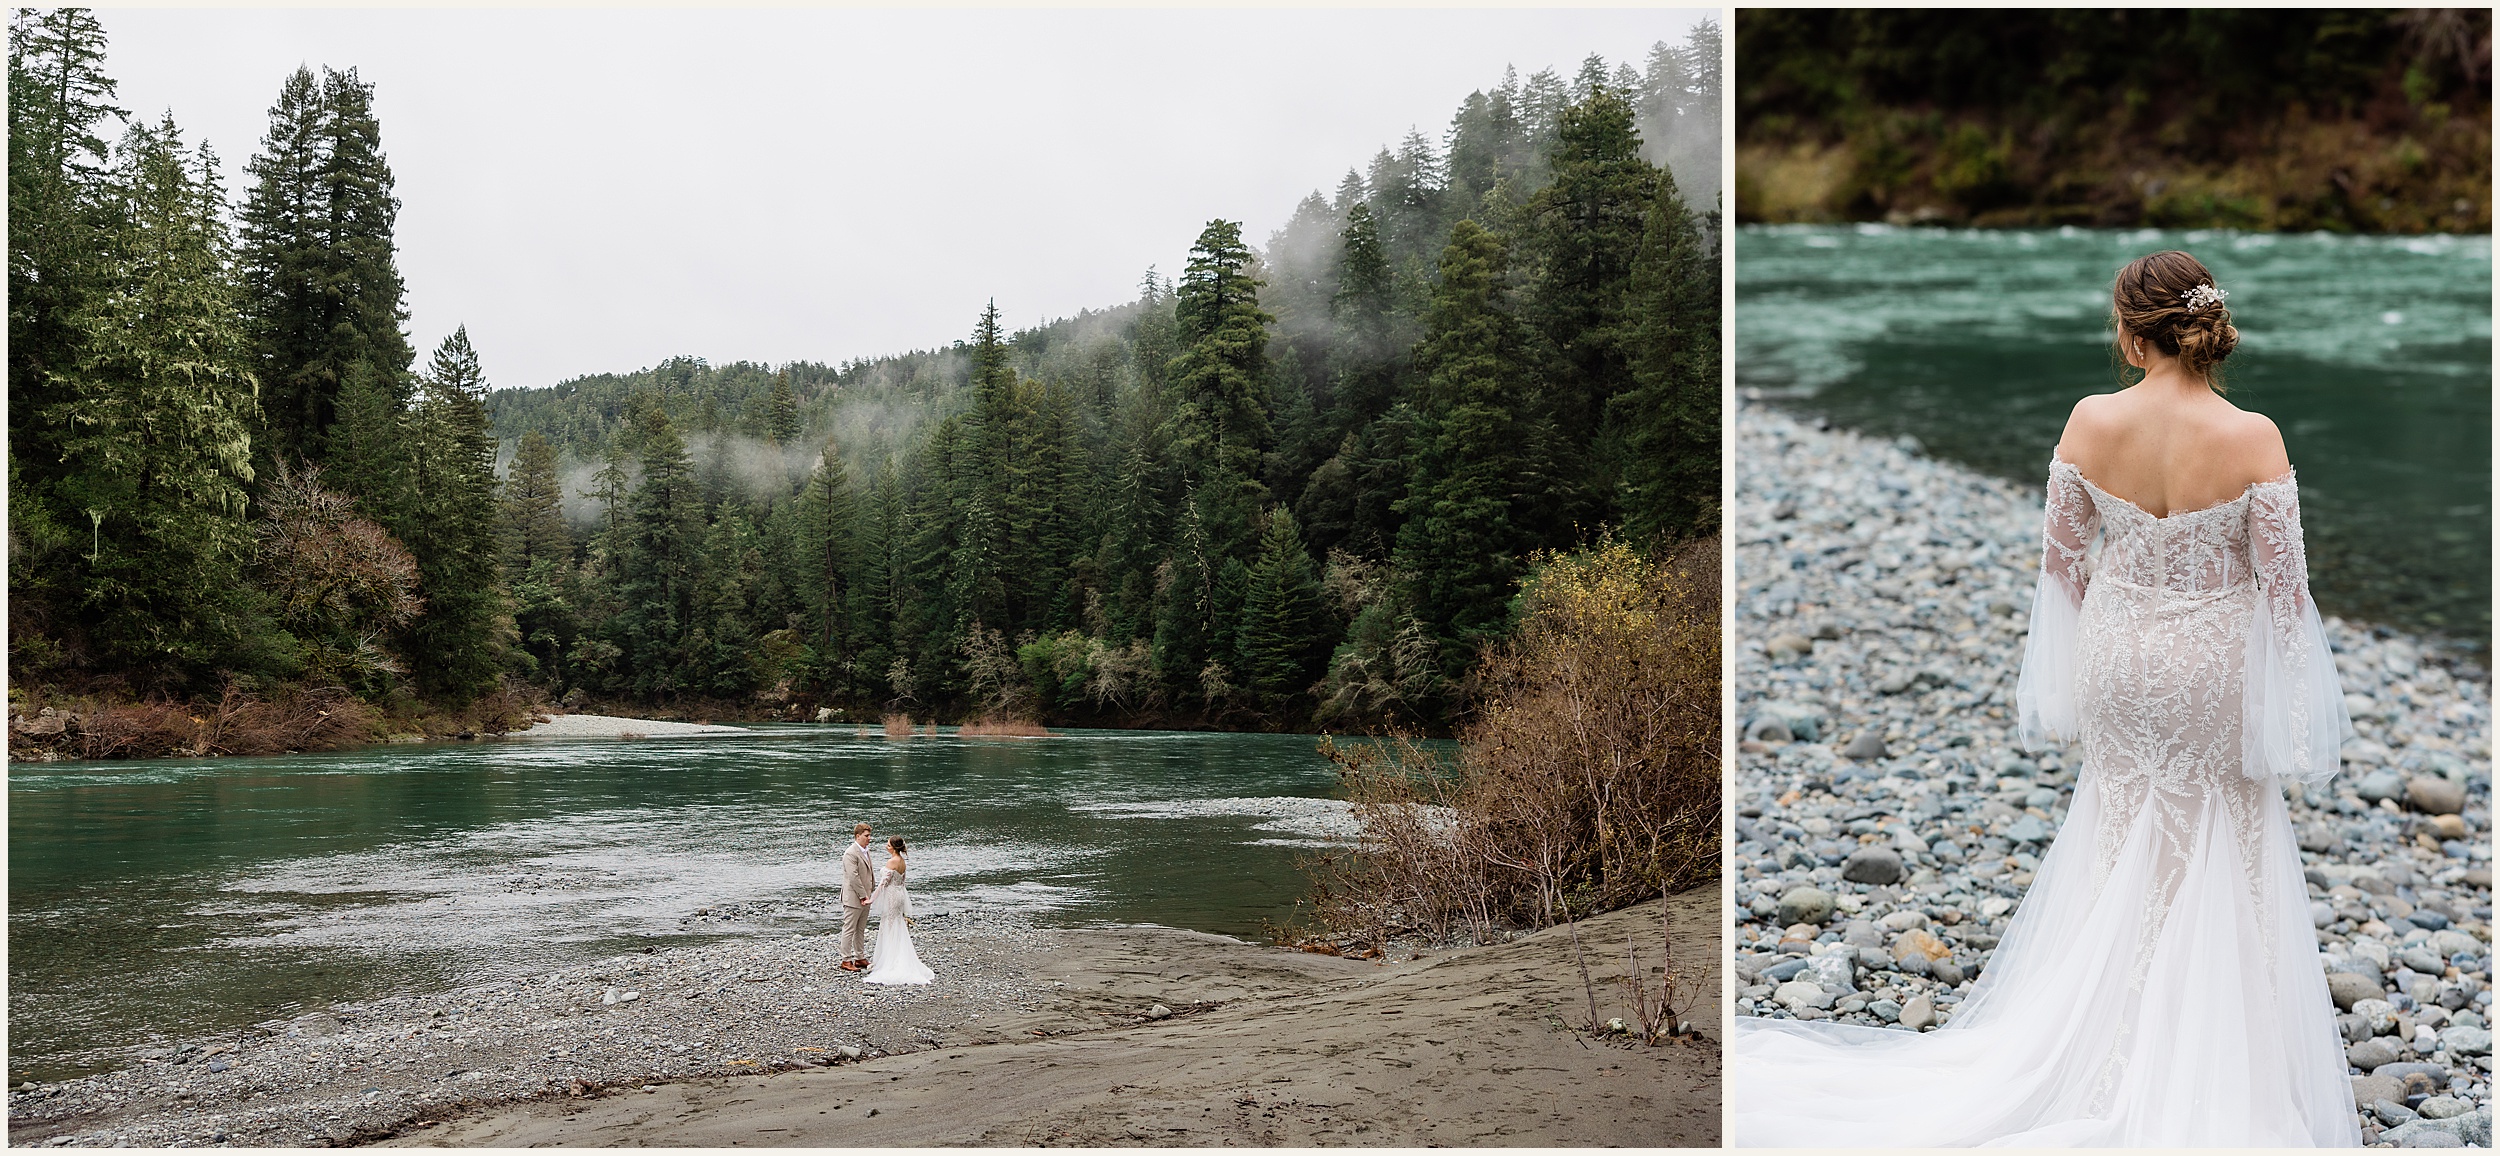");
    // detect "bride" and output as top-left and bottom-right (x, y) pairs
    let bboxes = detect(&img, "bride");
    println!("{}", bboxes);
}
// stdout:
(862, 835), (933, 985)
(1732, 250), (2358, 1146)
